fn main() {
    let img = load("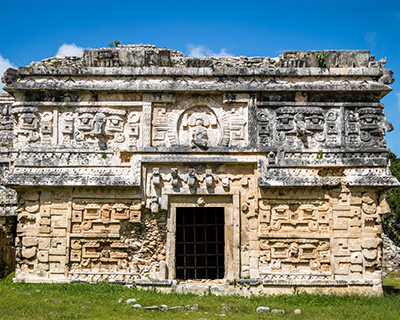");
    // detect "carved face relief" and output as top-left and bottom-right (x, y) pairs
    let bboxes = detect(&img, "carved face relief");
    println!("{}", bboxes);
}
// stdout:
(178, 106), (220, 148)
(20, 113), (38, 131)
(62, 108), (137, 146)
(77, 113), (94, 131)
(105, 115), (124, 133)
(265, 107), (326, 148)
